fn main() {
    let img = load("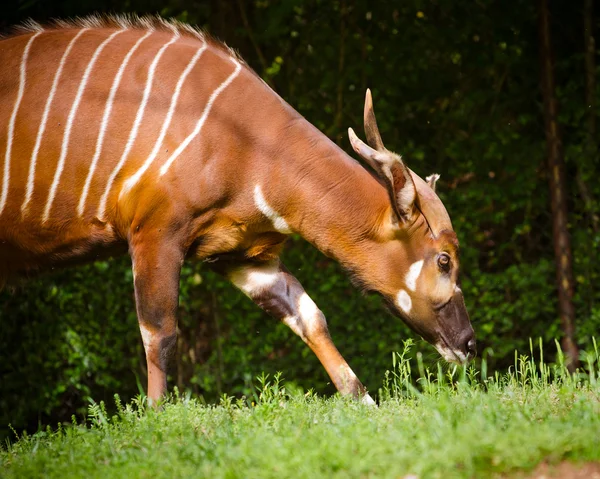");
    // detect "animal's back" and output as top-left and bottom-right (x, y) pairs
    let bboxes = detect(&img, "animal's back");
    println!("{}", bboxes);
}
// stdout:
(0, 20), (254, 285)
